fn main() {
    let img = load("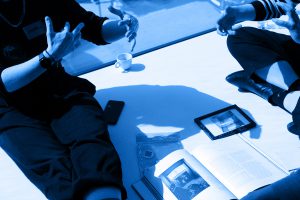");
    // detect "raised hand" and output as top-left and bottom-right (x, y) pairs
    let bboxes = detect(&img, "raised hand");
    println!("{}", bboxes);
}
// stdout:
(216, 5), (256, 36)
(217, 7), (242, 36)
(44, 16), (84, 61)
(108, 6), (139, 44)
(272, 0), (300, 43)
